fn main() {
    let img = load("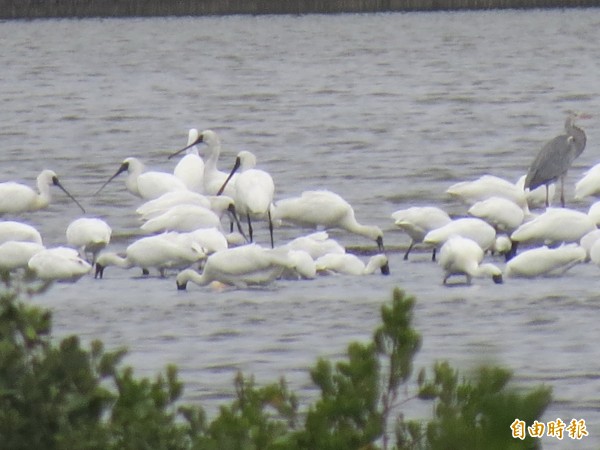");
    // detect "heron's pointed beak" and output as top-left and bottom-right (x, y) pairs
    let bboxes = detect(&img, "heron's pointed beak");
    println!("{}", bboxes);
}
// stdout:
(167, 134), (204, 160)
(217, 156), (241, 196)
(52, 177), (86, 213)
(94, 162), (129, 196)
